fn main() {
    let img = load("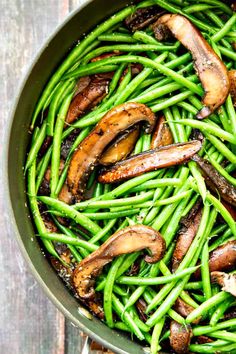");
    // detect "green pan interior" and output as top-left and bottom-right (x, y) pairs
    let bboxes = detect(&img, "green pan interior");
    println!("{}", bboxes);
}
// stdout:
(6, 0), (154, 353)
